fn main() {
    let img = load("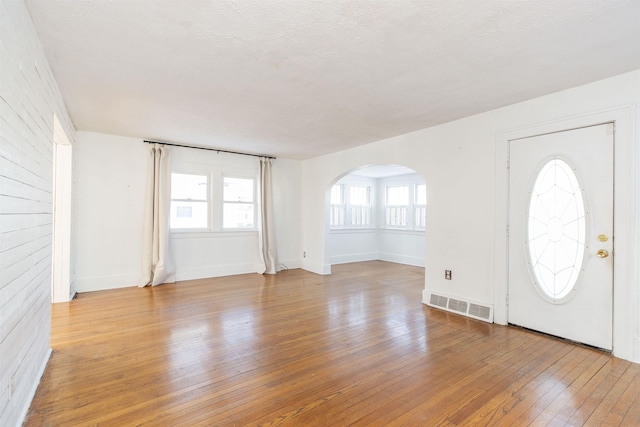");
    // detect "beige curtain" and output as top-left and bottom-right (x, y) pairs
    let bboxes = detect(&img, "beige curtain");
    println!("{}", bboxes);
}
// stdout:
(140, 144), (175, 286)
(258, 157), (278, 274)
